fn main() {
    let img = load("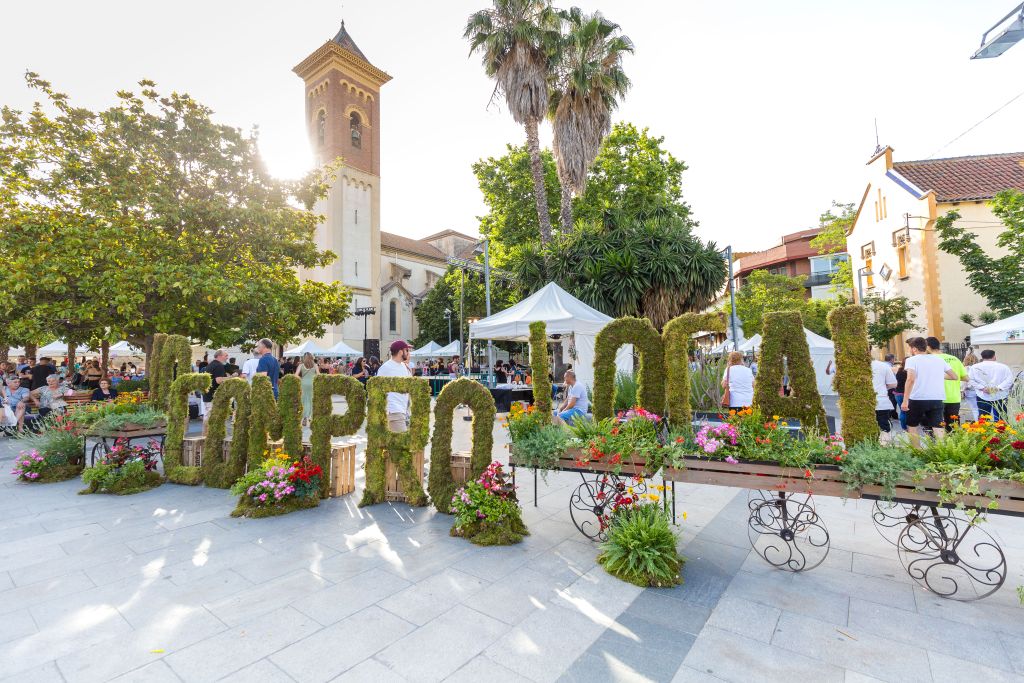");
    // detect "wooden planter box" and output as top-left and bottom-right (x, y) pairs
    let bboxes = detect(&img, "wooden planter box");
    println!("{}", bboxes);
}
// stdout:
(329, 443), (357, 497)
(509, 447), (649, 477)
(384, 449), (425, 503)
(451, 451), (472, 486)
